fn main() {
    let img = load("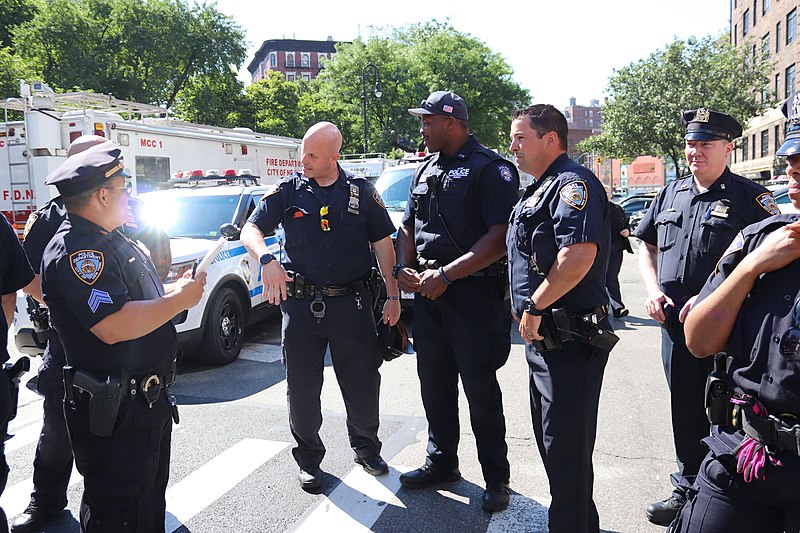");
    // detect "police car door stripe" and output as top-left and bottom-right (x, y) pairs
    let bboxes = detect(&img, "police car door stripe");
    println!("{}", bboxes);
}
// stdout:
(292, 465), (414, 531)
(0, 466), (83, 517)
(485, 494), (551, 532)
(164, 438), (288, 532)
